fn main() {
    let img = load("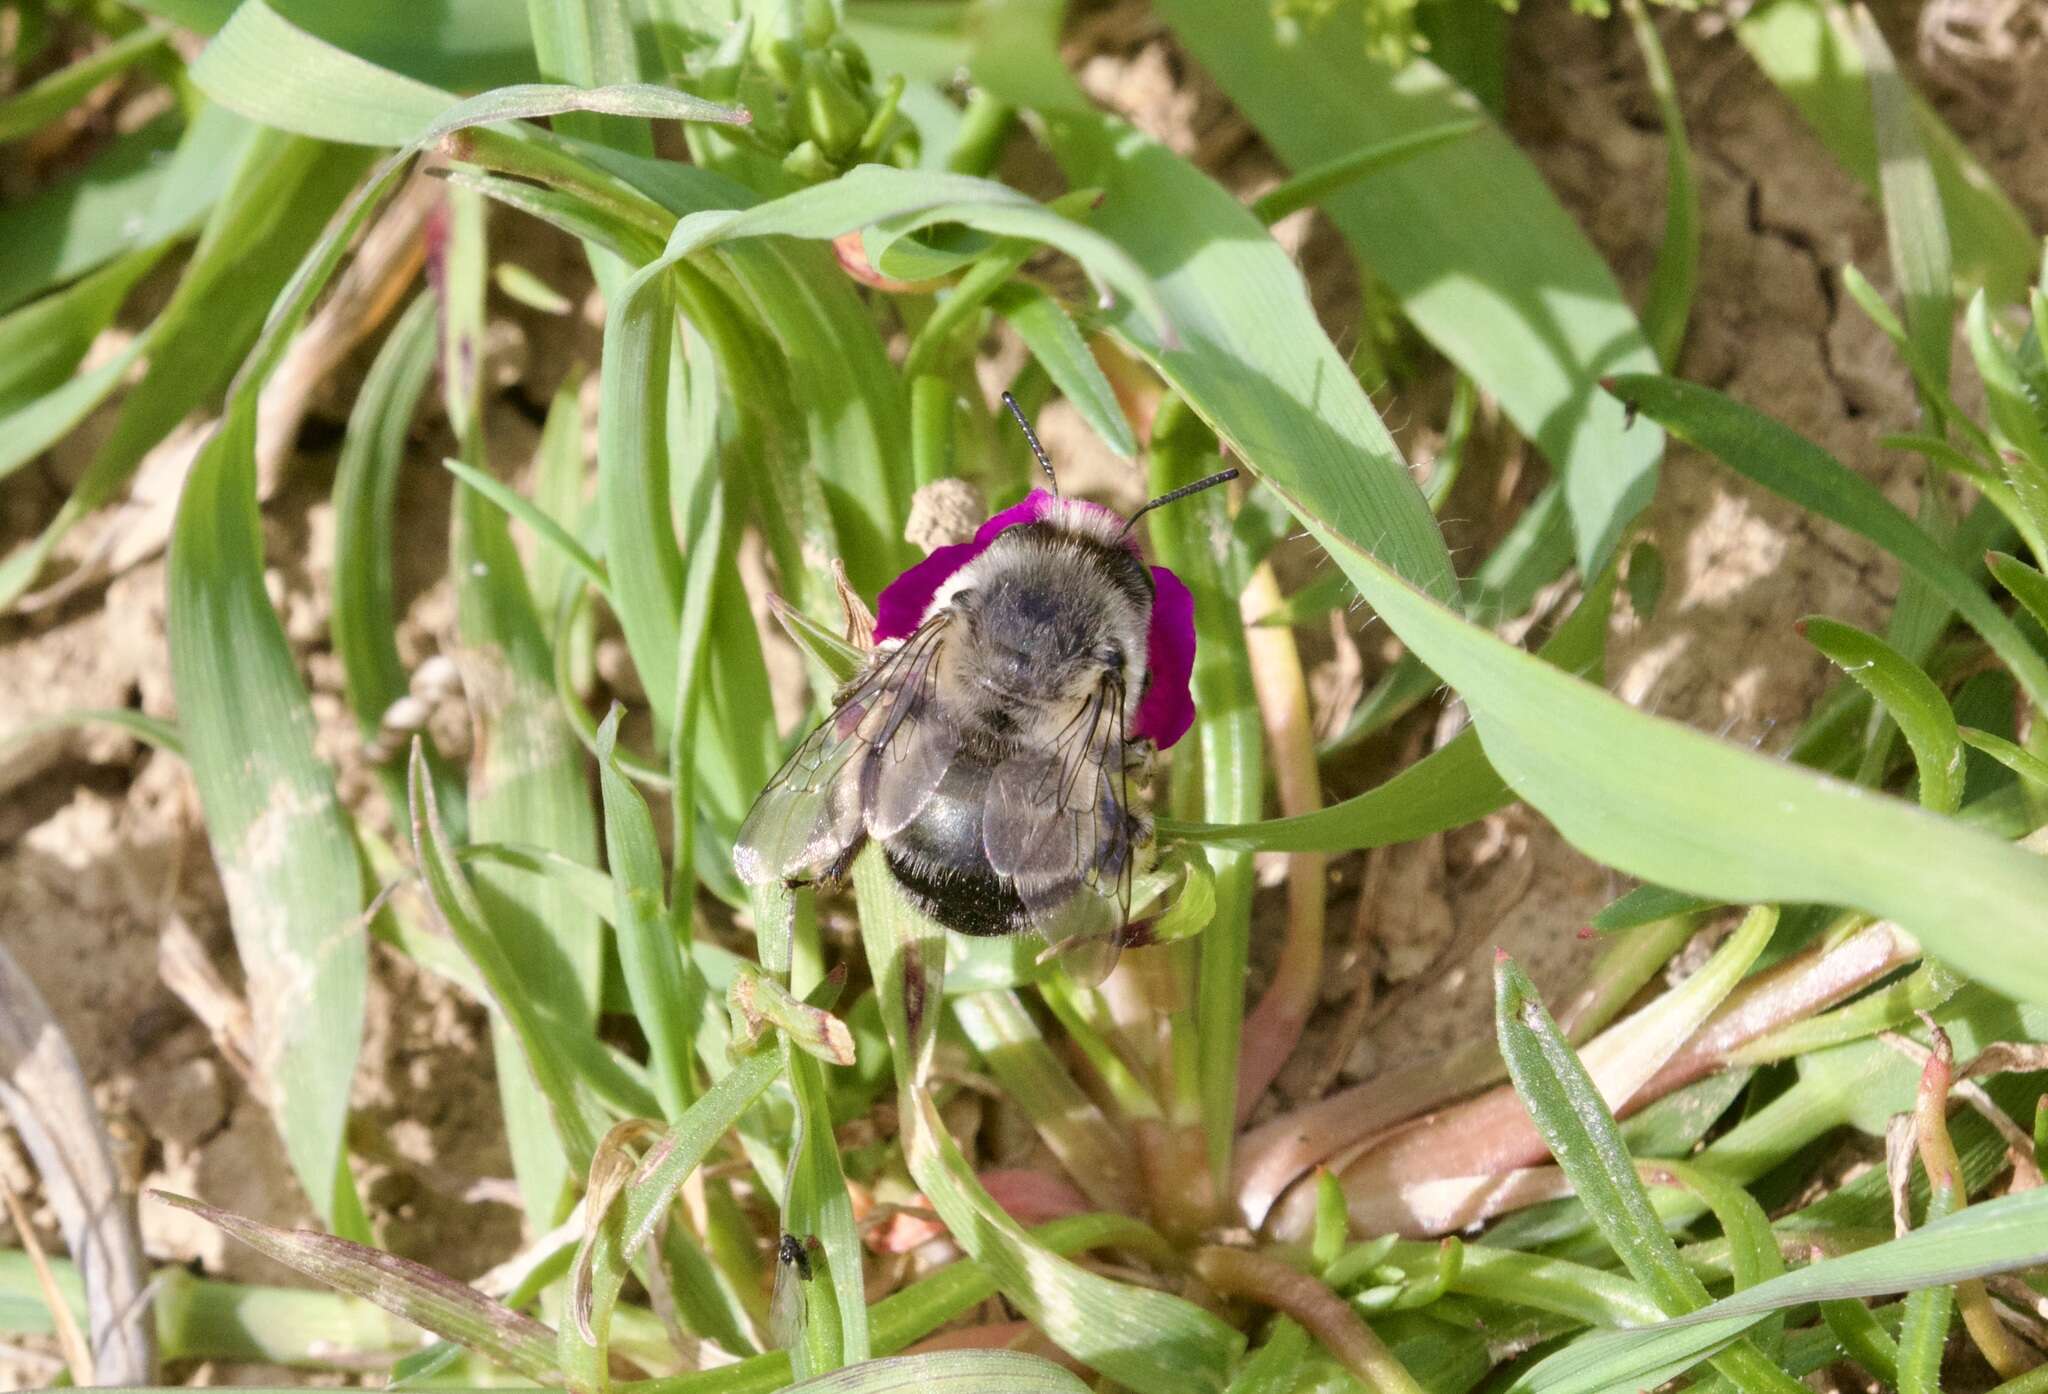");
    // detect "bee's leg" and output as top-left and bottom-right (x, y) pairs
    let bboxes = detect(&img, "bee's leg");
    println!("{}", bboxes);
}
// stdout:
(820, 832), (869, 886)
(1122, 737), (1157, 780)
